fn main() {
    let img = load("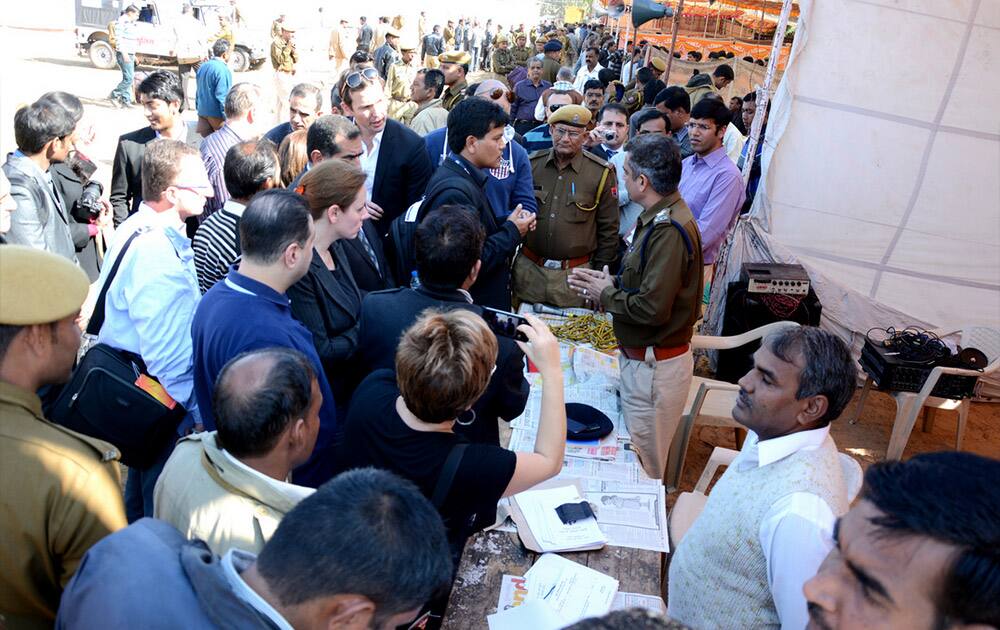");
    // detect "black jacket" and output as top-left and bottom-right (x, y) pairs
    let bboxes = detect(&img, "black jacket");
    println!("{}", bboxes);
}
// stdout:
(418, 156), (522, 310)
(109, 126), (157, 226)
(50, 162), (103, 281)
(370, 119), (433, 237)
(357, 285), (529, 445)
(287, 242), (364, 406)
(342, 219), (395, 292)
